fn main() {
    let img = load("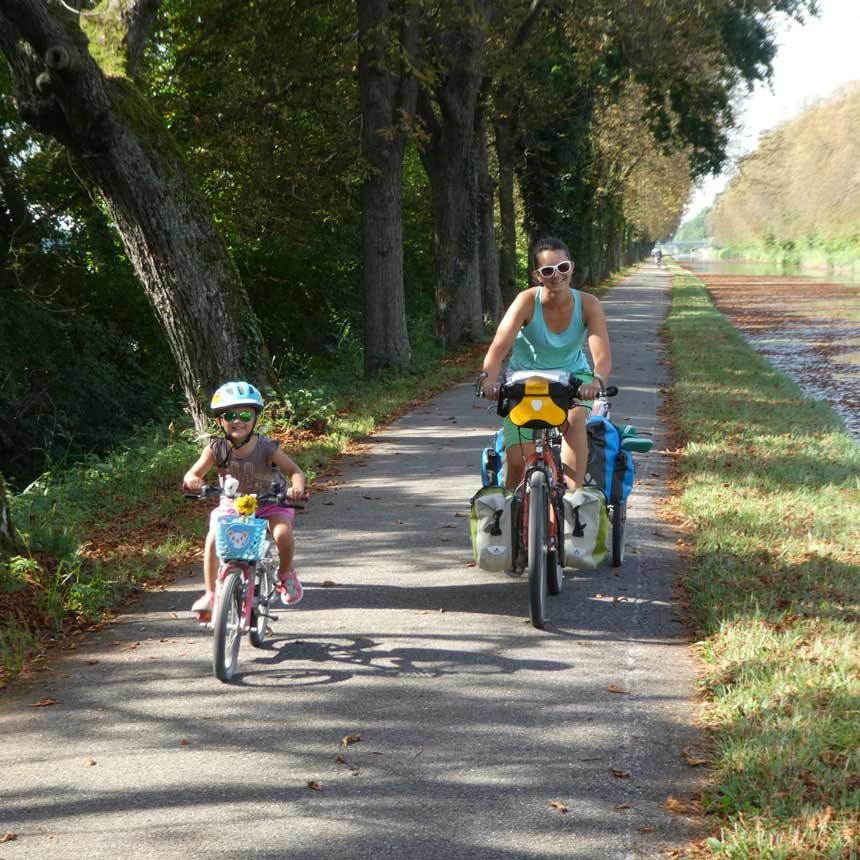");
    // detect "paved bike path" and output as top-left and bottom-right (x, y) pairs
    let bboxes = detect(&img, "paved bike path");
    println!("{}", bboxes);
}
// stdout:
(0, 263), (704, 859)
